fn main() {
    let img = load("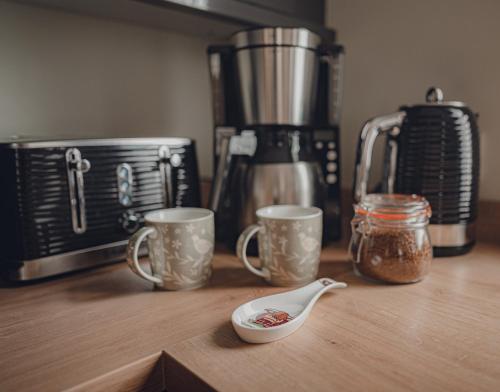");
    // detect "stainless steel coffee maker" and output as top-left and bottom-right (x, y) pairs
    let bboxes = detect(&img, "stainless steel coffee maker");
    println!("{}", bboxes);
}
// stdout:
(208, 27), (344, 246)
